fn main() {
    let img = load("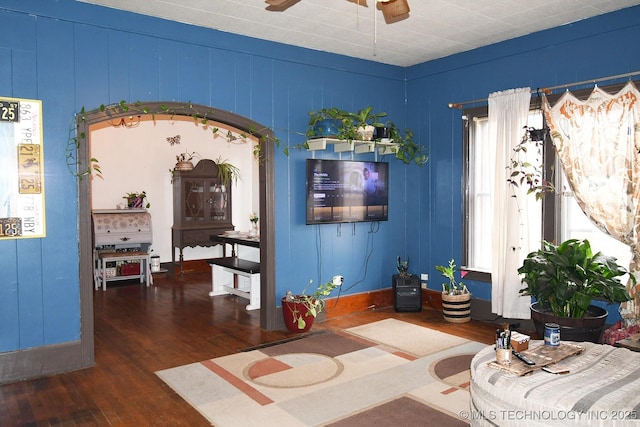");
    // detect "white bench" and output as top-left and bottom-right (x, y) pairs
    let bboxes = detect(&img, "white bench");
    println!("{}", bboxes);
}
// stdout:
(208, 257), (260, 310)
